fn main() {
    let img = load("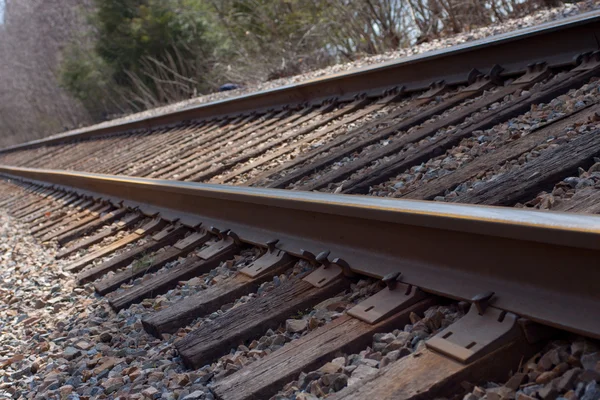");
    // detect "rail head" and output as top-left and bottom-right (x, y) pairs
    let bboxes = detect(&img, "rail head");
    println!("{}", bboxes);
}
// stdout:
(3, 10), (600, 154)
(1, 165), (599, 340)
(1, 166), (599, 249)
